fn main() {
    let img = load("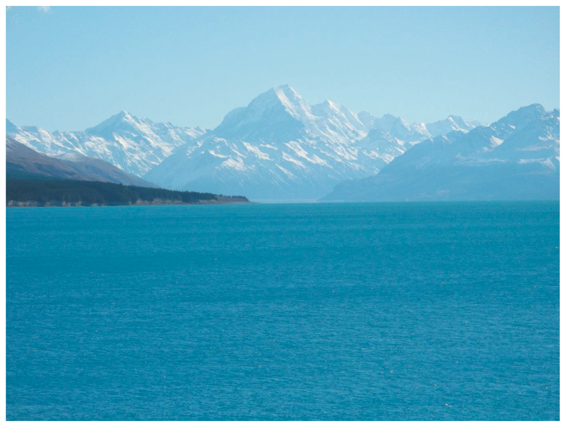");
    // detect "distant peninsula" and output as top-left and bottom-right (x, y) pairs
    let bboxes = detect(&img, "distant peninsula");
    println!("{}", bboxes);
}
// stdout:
(6, 179), (249, 207)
